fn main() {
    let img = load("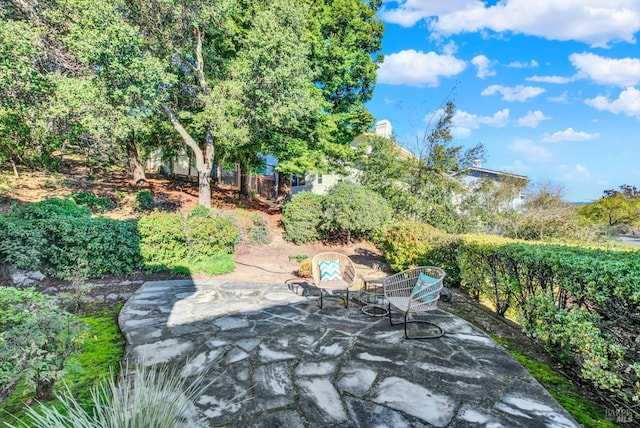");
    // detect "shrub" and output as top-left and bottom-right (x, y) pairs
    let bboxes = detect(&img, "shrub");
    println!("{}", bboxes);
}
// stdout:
(0, 199), (143, 279)
(296, 259), (312, 278)
(138, 208), (239, 275)
(138, 211), (188, 266)
(322, 182), (392, 242)
(45, 217), (143, 280)
(185, 214), (238, 256)
(5, 361), (214, 428)
(281, 192), (324, 244)
(246, 213), (271, 245)
(455, 234), (640, 406)
(69, 191), (113, 213)
(6, 198), (89, 220)
(134, 190), (154, 212)
(0, 287), (86, 400)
